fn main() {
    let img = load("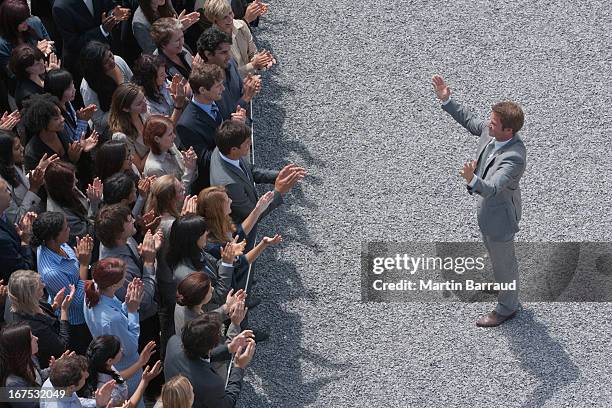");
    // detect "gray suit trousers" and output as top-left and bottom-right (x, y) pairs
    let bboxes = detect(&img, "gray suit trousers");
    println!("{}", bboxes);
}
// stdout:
(482, 234), (519, 316)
